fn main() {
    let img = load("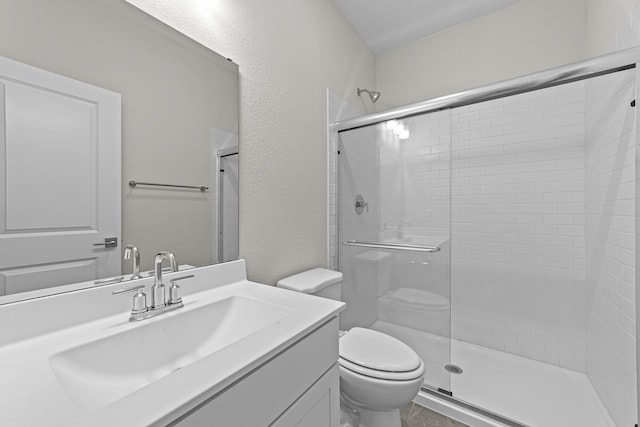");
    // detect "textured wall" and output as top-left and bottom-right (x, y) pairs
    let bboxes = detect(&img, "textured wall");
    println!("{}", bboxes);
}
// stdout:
(126, 0), (375, 284)
(375, 0), (587, 109)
